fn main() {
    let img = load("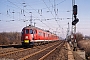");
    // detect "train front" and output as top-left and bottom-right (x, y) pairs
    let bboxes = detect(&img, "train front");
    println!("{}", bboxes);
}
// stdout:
(21, 27), (34, 47)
